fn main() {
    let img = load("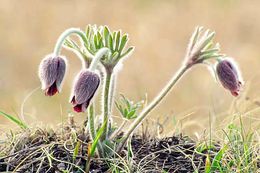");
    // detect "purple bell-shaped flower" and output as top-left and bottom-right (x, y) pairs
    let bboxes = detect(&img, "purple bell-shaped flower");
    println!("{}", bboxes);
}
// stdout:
(70, 70), (100, 112)
(39, 55), (67, 96)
